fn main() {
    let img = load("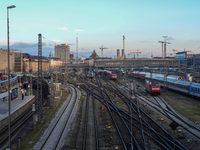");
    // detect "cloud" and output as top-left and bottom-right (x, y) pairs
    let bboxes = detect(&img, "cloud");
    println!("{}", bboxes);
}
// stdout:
(75, 29), (84, 32)
(67, 43), (75, 46)
(0, 37), (6, 39)
(138, 41), (149, 43)
(10, 42), (48, 49)
(0, 42), (51, 50)
(57, 26), (68, 30)
(71, 51), (92, 58)
(166, 37), (175, 41)
(80, 48), (89, 51)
